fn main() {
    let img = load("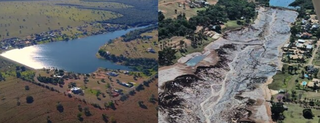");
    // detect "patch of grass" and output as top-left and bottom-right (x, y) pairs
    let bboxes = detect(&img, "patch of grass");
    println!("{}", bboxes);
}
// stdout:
(86, 89), (99, 95)
(224, 20), (245, 30)
(99, 30), (158, 59)
(283, 104), (320, 123)
(269, 72), (294, 90)
(0, 0), (122, 39)
(269, 64), (302, 91)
